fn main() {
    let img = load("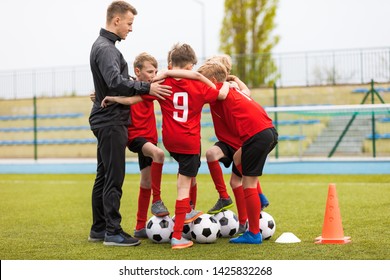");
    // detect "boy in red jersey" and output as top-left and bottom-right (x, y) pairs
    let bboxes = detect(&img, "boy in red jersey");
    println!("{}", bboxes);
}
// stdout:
(128, 53), (170, 238)
(197, 61), (278, 244)
(203, 55), (269, 234)
(102, 43), (230, 249)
